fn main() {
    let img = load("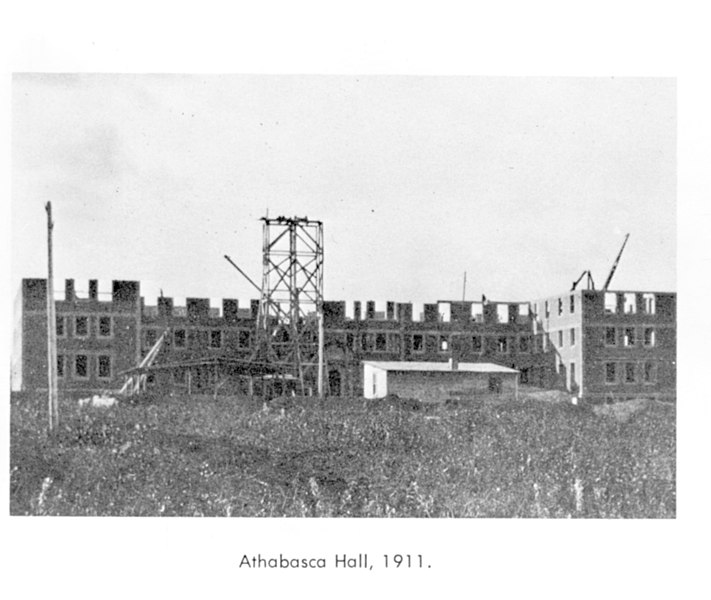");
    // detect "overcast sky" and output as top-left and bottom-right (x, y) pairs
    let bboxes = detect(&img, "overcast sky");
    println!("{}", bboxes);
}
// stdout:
(12, 74), (675, 307)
